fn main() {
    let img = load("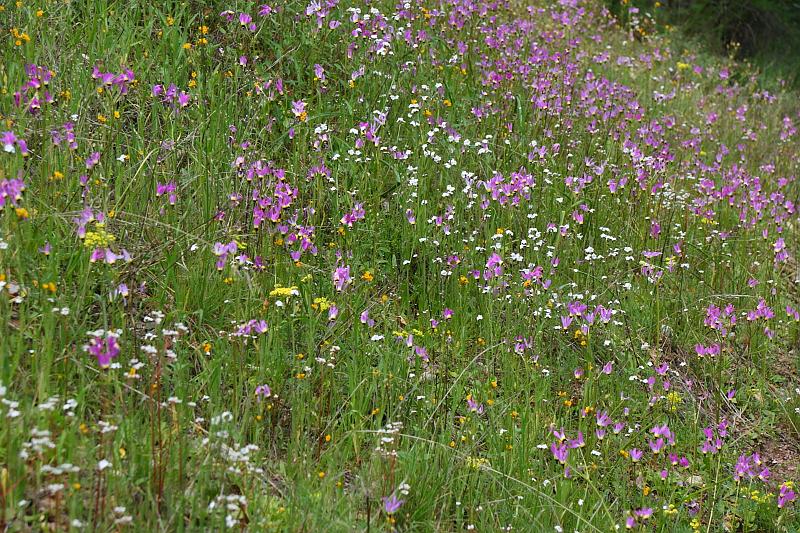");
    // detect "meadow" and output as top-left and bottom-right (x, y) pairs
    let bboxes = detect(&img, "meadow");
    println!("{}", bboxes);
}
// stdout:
(1, 0), (799, 530)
